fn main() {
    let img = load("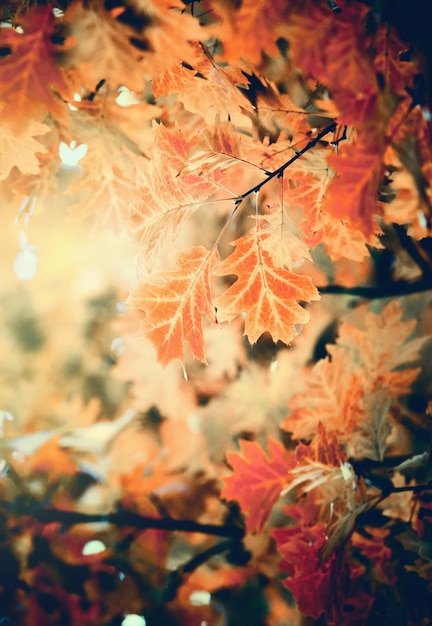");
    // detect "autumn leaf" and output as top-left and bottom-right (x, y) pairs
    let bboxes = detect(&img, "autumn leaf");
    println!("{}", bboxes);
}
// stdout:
(221, 438), (292, 533)
(0, 6), (69, 123)
(153, 44), (254, 124)
(281, 349), (366, 441)
(129, 122), (229, 274)
(257, 210), (312, 271)
(216, 230), (320, 345)
(325, 139), (384, 235)
(331, 301), (429, 395)
(0, 120), (50, 181)
(372, 25), (416, 97)
(128, 246), (219, 366)
(25, 436), (78, 478)
(272, 501), (339, 620)
(64, 0), (205, 89)
(214, 0), (289, 65)
(286, 1), (378, 125)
